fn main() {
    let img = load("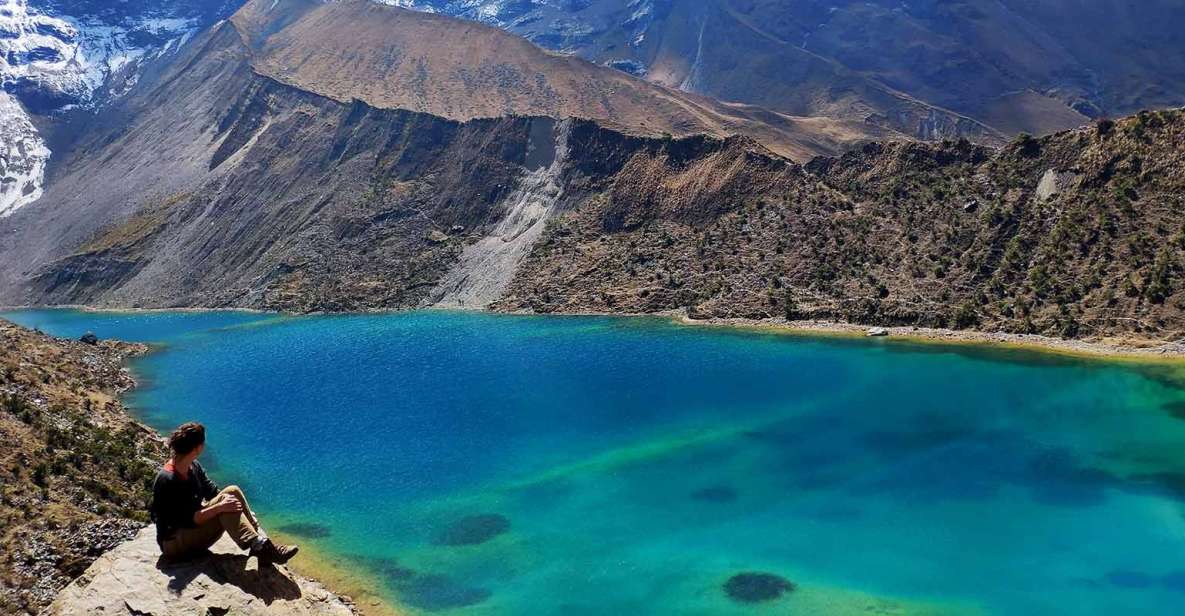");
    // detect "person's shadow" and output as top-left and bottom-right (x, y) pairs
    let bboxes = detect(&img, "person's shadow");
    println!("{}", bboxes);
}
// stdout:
(156, 550), (302, 604)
